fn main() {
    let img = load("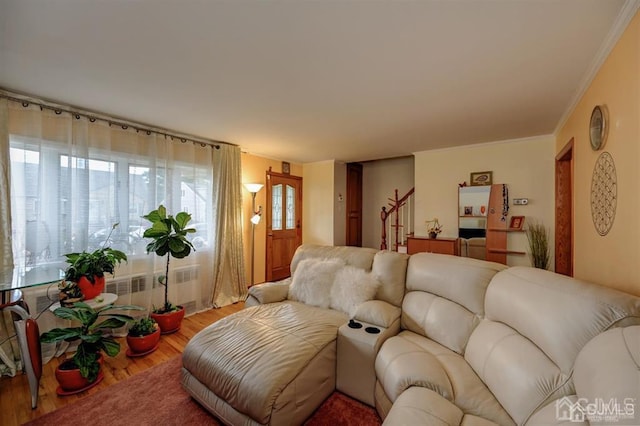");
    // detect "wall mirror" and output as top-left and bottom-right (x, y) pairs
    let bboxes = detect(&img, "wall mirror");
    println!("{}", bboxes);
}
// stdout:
(458, 186), (490, 238)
